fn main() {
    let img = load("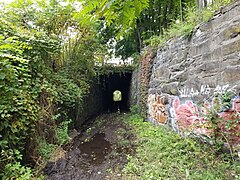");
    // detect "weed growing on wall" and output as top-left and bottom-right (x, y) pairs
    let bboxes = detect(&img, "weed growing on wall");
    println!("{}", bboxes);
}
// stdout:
(221, 92), (233, 109)
(204, 92), (240, 159)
